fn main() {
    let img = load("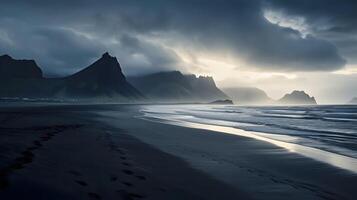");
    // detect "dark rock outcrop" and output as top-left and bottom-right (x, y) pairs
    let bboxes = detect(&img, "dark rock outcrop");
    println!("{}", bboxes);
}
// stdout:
(209, 99), (233, 105)
(278, 90), (317, 105)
